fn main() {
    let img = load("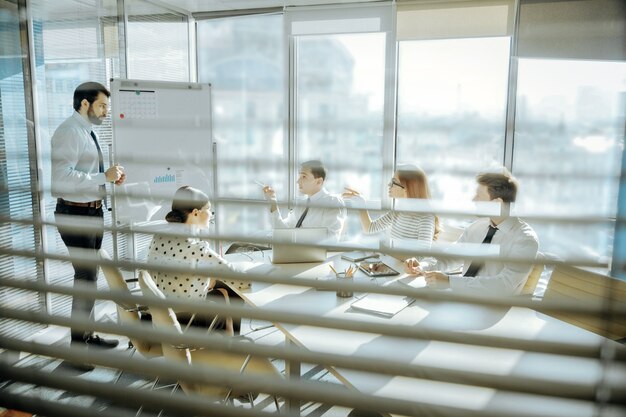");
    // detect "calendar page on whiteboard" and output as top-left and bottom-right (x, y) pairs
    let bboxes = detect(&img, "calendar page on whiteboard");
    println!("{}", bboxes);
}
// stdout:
(117, 89), (158, 120)
(110, 79), (213, 226)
